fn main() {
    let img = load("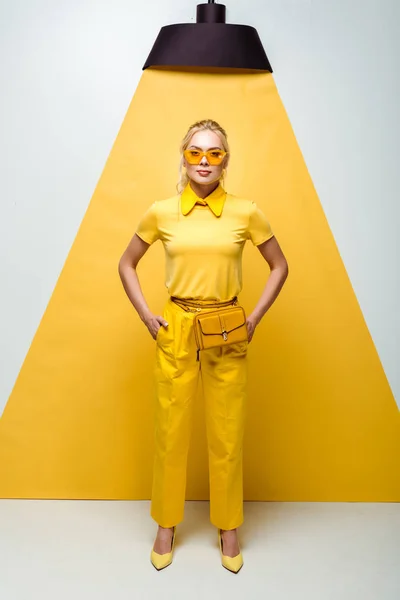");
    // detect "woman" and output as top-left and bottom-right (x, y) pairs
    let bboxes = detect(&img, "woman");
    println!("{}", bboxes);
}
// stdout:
(118, 119), (288, 573)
